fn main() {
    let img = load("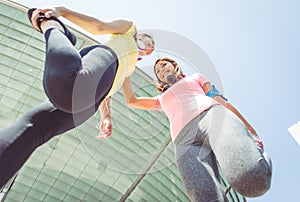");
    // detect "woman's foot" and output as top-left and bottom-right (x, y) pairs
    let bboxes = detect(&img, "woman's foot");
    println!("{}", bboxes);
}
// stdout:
(27, 8), (43, 32)
(27, 8), (77, 45)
